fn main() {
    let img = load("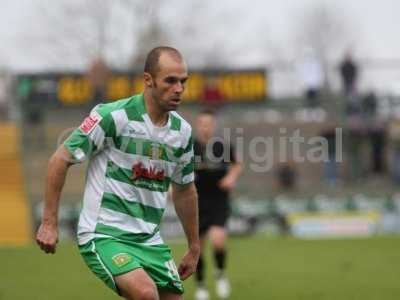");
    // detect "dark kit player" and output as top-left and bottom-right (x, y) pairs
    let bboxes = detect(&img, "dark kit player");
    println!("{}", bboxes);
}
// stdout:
(193, 110), (242, 300)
